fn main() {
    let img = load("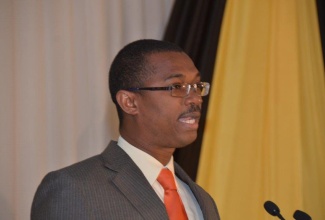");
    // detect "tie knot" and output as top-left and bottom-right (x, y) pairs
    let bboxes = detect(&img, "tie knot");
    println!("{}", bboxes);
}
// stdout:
(157, 168), (177, 190)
